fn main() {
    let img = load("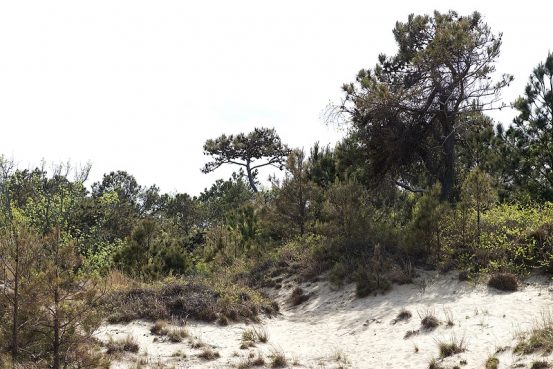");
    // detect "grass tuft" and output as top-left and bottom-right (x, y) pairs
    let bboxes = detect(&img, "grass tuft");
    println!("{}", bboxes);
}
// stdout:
(270, 350), (287, 368)
(488, 273), (518, 292)
(515, 313), (553, 355)
(437, 336), (466, 358)
(531, 361), (550, 369)
(485, 356), (499, 369)
(198, 347), (220, 361)
(392, 309), (412, 324)
(419, 309), (440, 330)
(241, 326), (269, 348)
(106, 336), (139, 355)
(289, 287), (309, 306)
